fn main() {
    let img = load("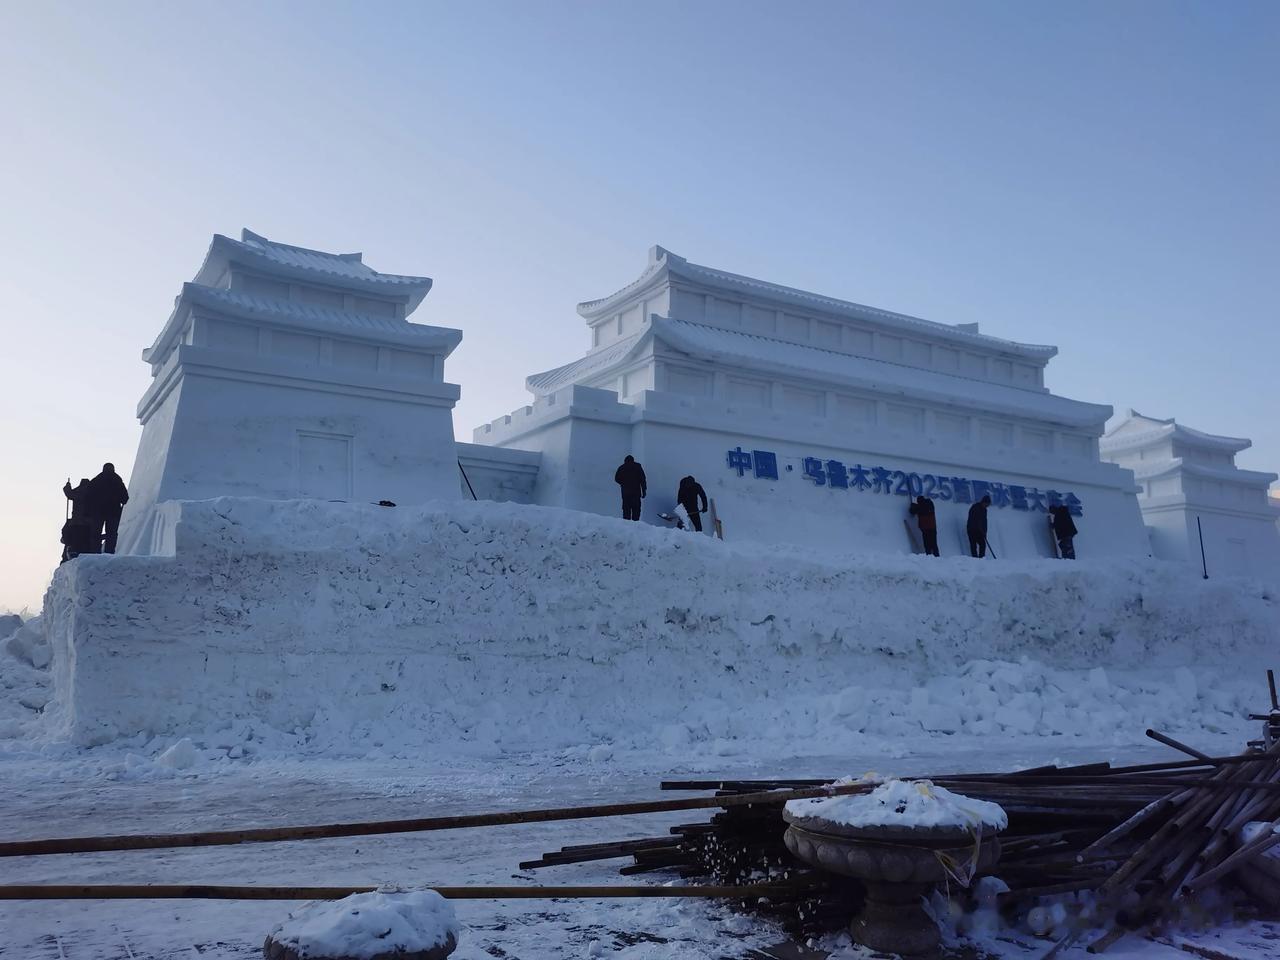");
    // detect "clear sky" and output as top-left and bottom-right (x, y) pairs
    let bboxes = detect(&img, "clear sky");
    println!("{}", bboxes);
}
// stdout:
(1, 1), (1276, 611)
